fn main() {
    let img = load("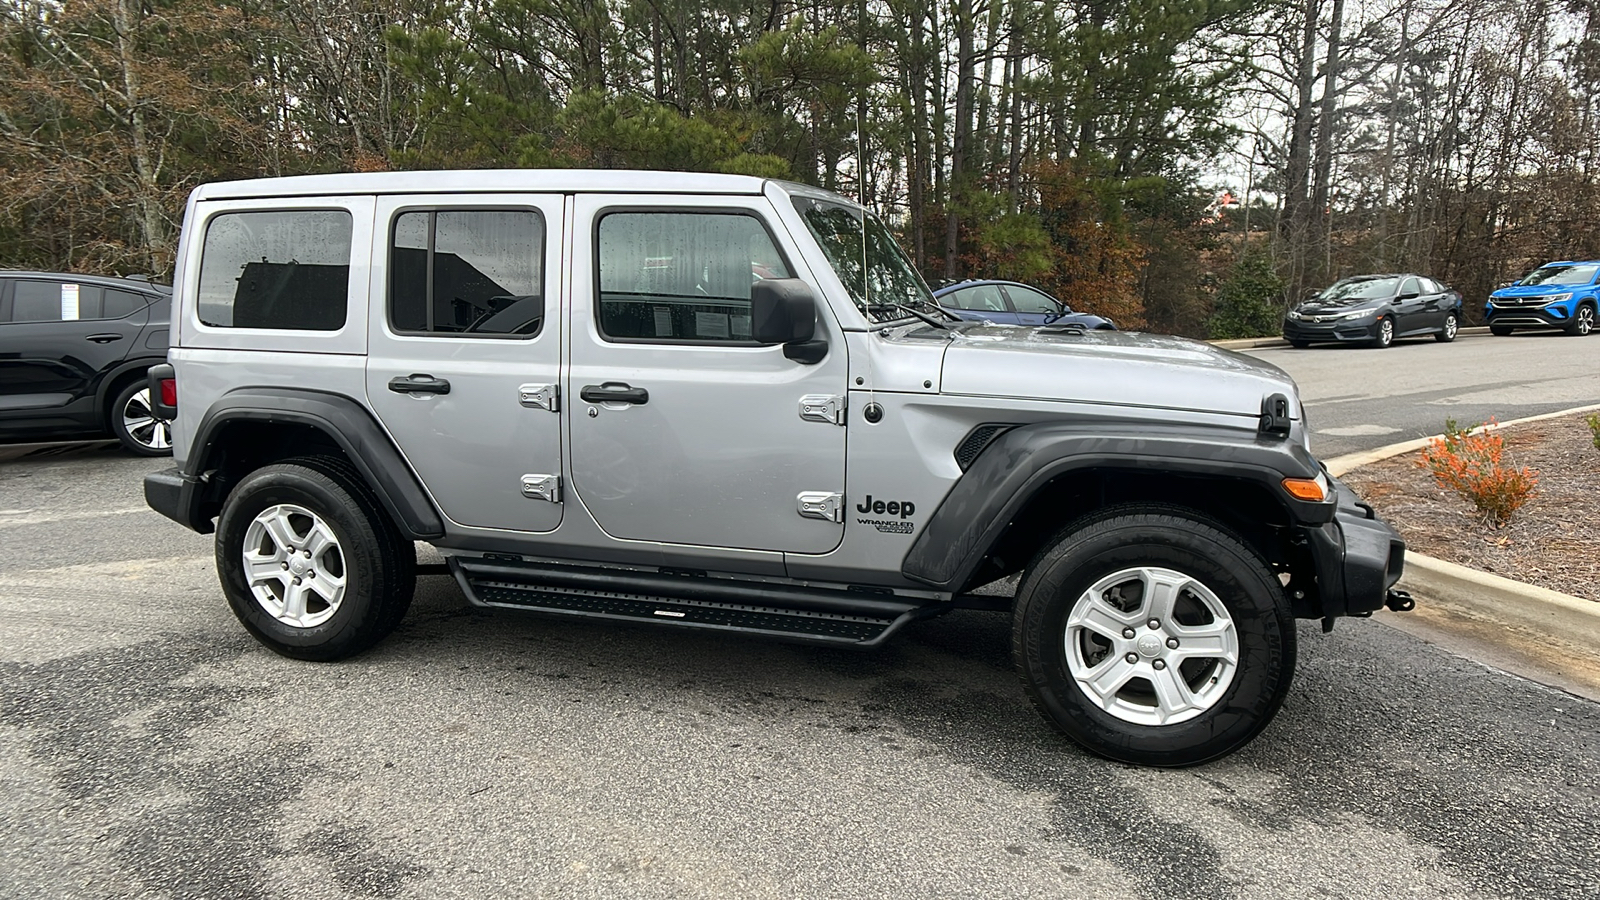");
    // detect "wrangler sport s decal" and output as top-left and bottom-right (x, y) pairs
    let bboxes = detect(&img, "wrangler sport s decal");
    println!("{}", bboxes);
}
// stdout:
(856, 495), (916, 534)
